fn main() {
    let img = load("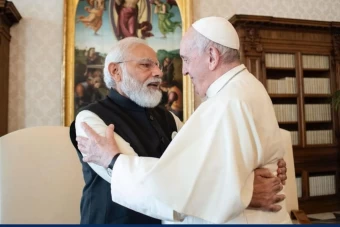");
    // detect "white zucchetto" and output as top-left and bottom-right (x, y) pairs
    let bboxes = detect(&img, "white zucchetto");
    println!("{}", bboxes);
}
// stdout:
(192, 16), (240, 50)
